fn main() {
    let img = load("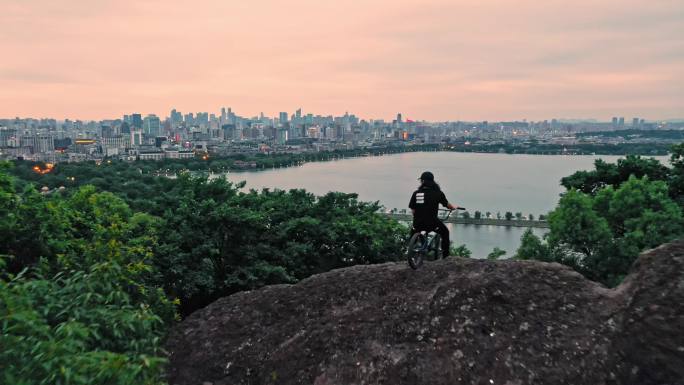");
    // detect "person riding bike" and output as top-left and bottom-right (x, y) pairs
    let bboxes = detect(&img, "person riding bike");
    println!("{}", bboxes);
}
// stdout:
(408, 171), (460, 258)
